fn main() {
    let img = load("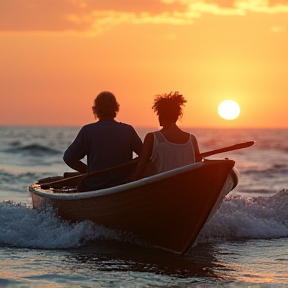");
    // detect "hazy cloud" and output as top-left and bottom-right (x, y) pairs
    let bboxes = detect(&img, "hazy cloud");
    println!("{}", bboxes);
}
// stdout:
(0, 0), (287, 35)
(234, 0), (288, 13)
(270, 25), (287, 32)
